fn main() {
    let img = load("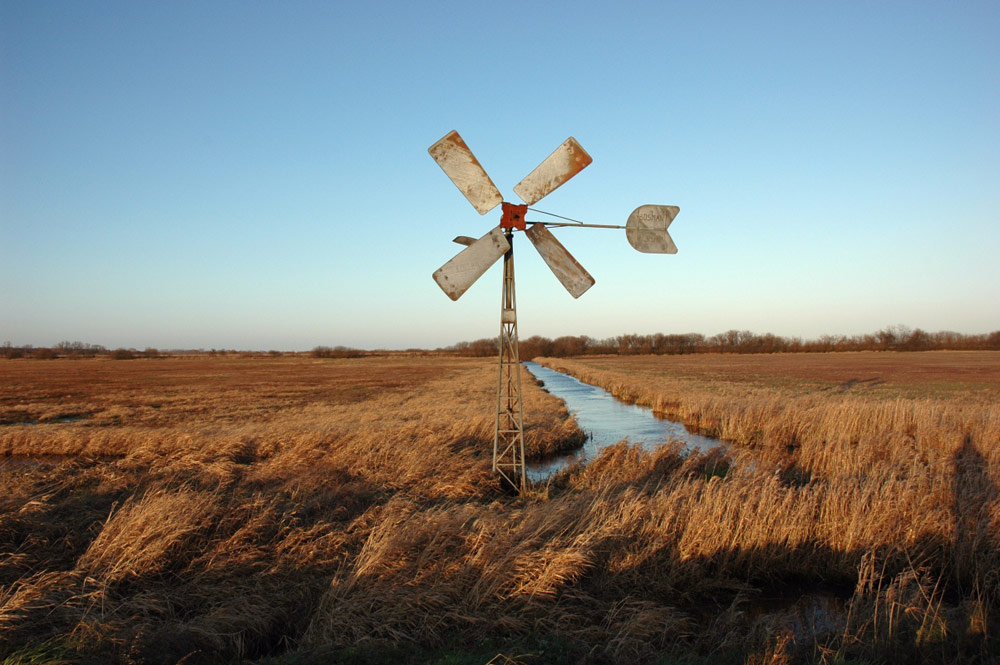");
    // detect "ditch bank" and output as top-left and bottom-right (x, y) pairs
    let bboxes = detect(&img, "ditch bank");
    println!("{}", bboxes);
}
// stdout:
(523, 361), (724, 481)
